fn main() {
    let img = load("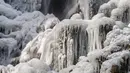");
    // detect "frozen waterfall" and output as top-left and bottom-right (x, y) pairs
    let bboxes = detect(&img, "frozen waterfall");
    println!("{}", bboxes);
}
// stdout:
(0, 0), (130, 73)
